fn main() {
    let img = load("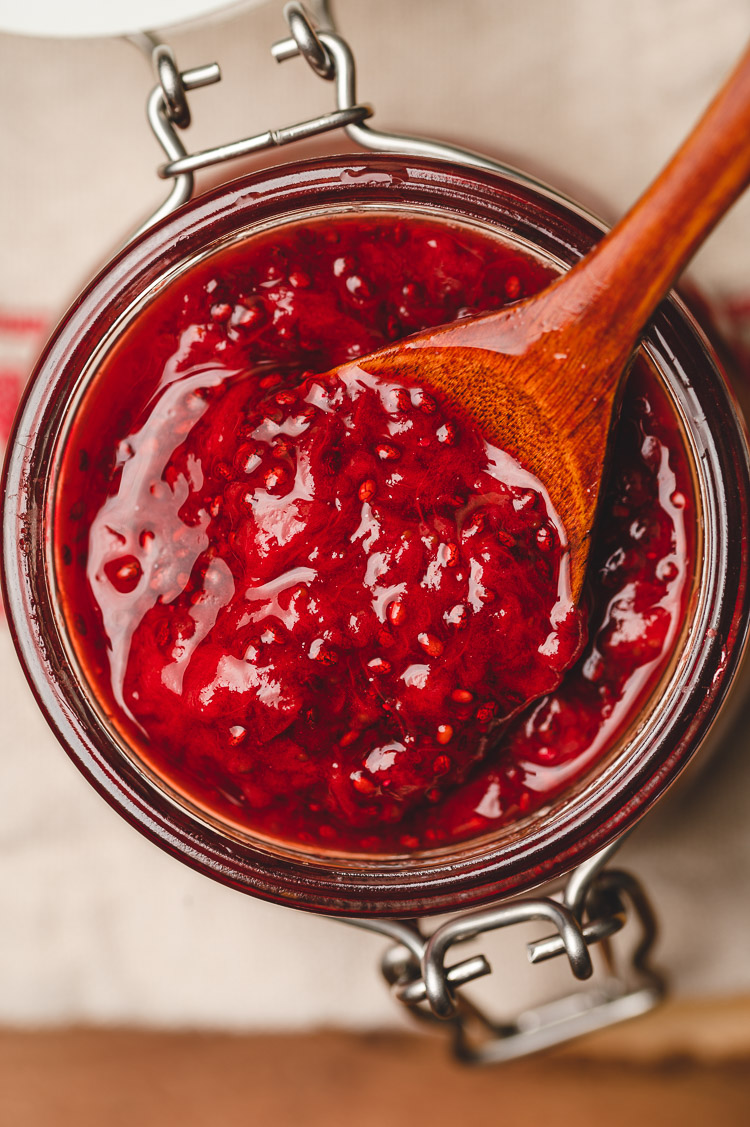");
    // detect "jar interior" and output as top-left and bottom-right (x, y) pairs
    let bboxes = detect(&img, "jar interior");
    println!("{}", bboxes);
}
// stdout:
(48, 201), (702, 870)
